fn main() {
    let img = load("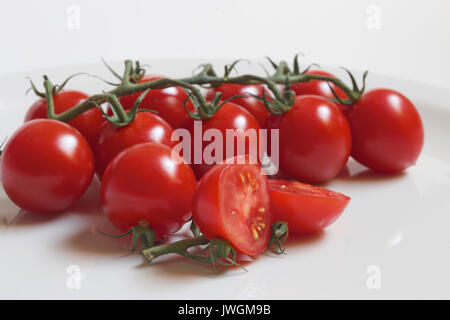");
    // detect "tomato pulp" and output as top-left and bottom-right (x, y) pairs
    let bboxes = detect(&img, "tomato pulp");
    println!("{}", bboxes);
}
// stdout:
(192, 156), (271, 256)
